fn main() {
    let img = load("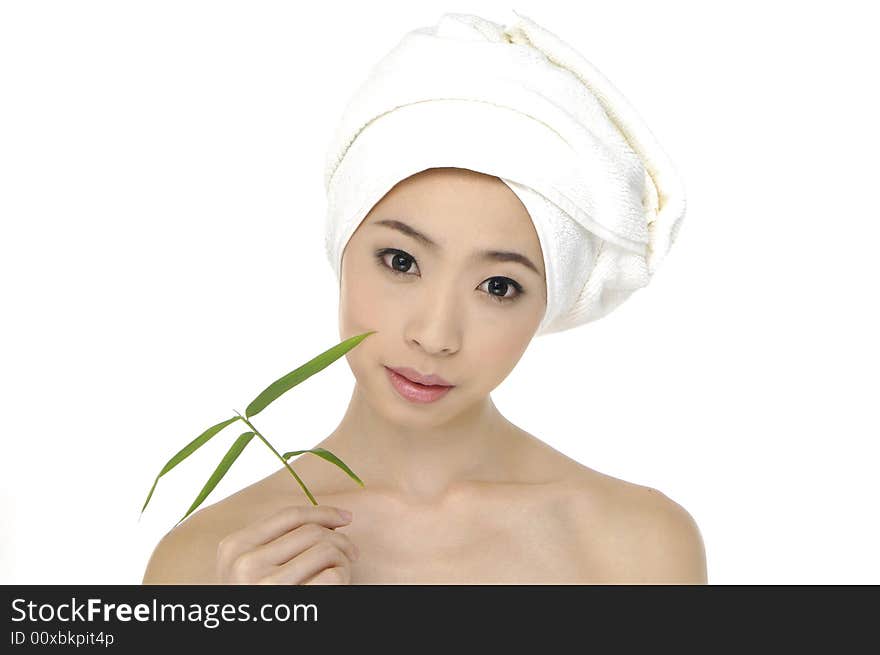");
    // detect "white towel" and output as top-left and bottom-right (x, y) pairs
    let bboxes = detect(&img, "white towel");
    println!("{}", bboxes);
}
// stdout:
(323, 10), (686, 336)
